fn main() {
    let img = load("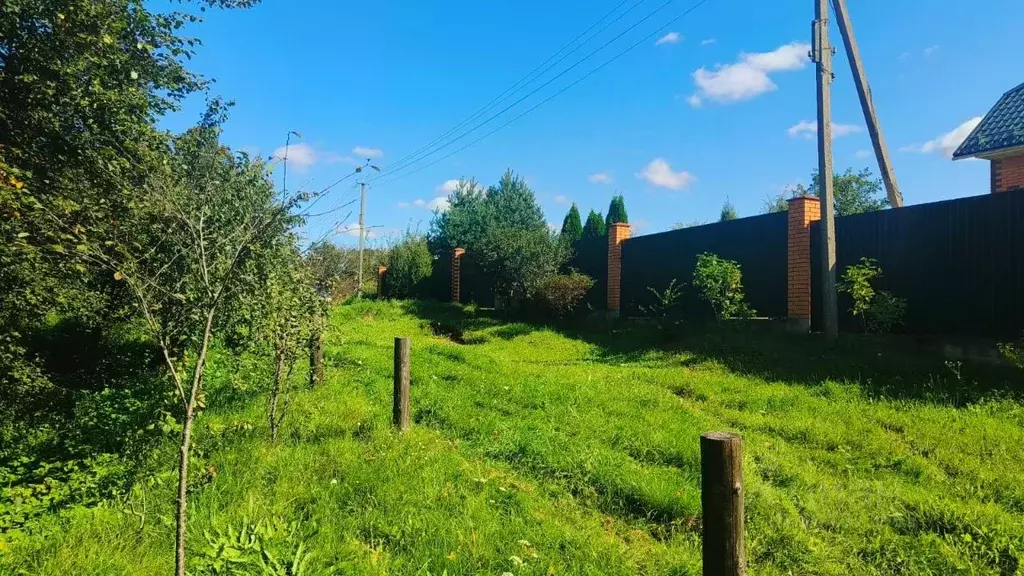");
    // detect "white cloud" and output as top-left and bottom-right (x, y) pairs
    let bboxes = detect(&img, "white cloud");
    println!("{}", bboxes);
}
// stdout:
(855, 149), (872, 159)
(397, 201), (411, 208)
(898, 51), (911, 61)
(427, 196), (450, 212)
(588, 172), (613, 184)
(700, 39), (716, 46)
(338, 224), (381, 239)
(352, 146), (384, 158)
(553, 195), (570, 205)
(787, 120), (862, 140)
(271, 143), (318, 170)
(437, 179), (461, 193)
(686, 93), (703, 108)
(923, 45), (939, 57)
(412, 199), (426, 208)
(691, 42), (810, 104)
(656, 32), (681, 46)
(904, 117), (983, 158)
(636, 158), (695, 191)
